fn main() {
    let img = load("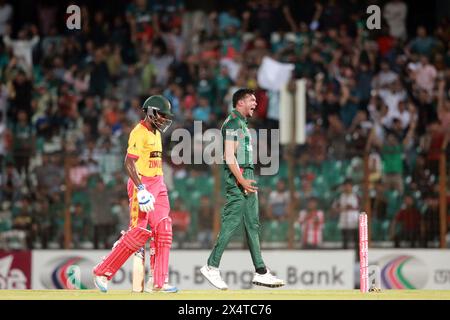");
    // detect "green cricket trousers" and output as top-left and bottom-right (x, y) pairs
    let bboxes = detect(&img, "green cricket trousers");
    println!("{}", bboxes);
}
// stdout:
(207, 167), (265, 270)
